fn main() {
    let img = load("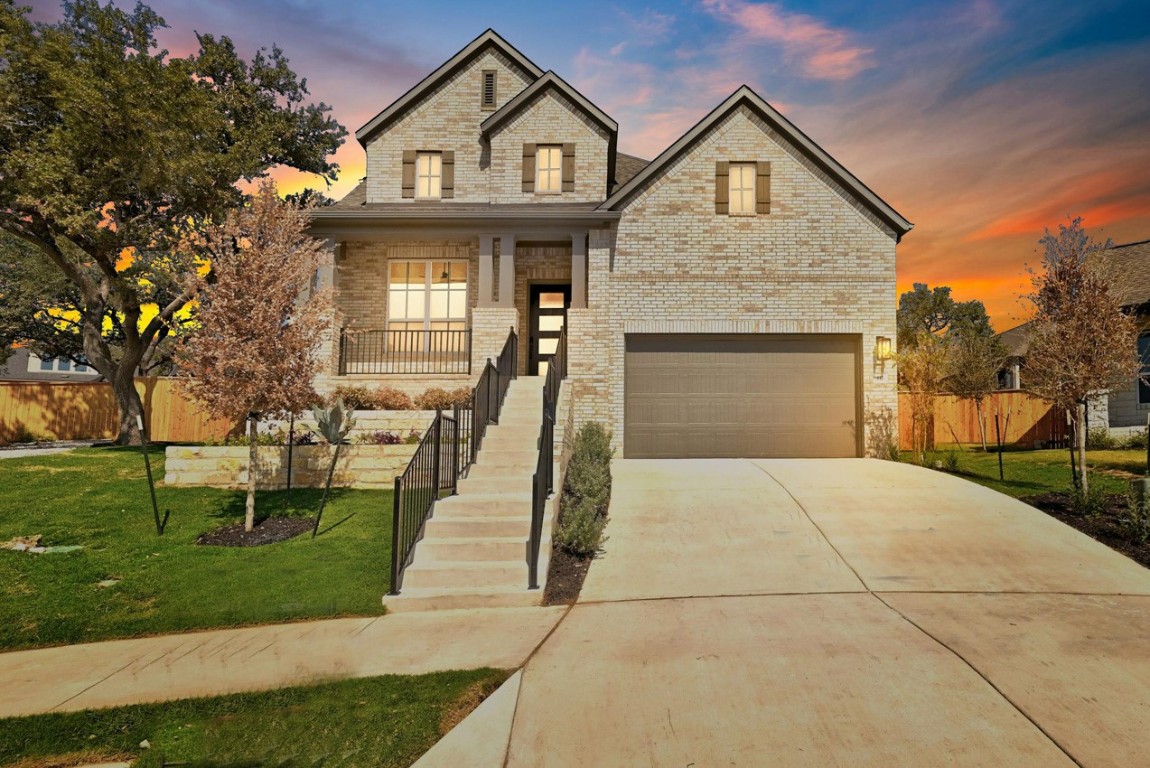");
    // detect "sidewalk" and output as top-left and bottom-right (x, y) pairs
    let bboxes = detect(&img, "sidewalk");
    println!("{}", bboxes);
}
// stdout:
(0, 606), (565, 718)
